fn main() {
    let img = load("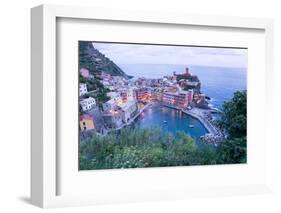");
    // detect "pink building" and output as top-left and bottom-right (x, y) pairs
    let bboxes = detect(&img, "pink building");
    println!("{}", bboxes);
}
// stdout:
(187, 89), (194, 103)
(162, 89), (194, 109)
(80, 68), (90, 78)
